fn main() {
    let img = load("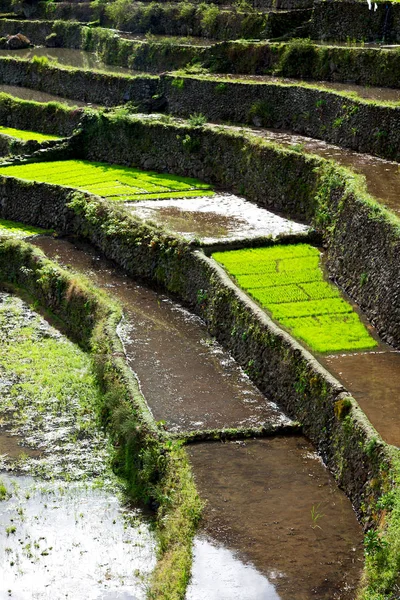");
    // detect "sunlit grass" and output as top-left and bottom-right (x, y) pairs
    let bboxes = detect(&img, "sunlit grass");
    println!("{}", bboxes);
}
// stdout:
(0, 126), (61, 142)
(0, 160), (214, 202)
(0, 218), (49, 239)
(213, 244), (377, 353)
